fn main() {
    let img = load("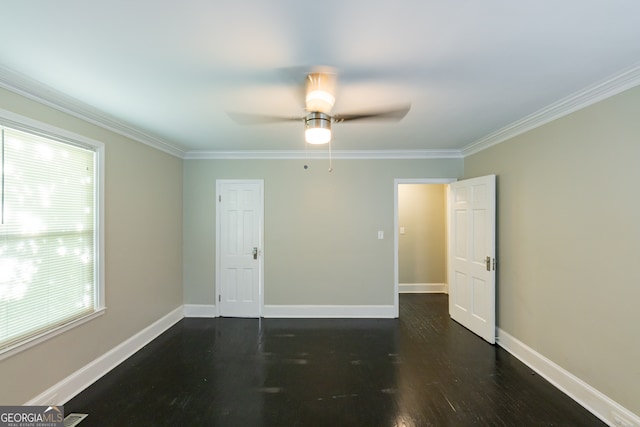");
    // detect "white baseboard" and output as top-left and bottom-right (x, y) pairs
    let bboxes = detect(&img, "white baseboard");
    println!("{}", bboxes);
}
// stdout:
(497, 328), (640, 427)
(399, 283), (448, 294)
(263, 305), (396, 318)
(184, 304), (218, 318)
(26, 306), (184, 406)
